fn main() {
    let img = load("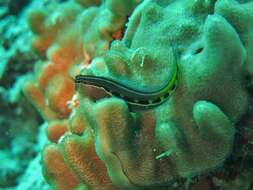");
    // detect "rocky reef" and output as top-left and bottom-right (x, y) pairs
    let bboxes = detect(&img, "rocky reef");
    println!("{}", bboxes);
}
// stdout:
(1, 0), (253, 190)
